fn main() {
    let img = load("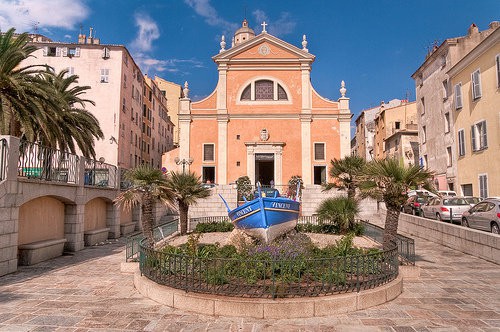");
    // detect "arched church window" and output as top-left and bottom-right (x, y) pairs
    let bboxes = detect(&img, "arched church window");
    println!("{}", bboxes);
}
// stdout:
(255, 80), (274, 100)
(277, 84), (288, 100)
(241, 85), (251, 100)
